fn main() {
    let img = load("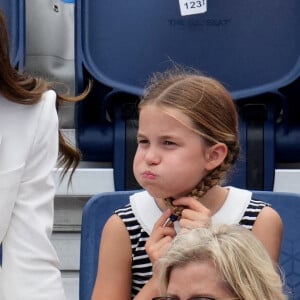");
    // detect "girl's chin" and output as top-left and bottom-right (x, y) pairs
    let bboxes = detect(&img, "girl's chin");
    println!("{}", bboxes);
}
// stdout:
(142, 187), (168, 199)
(146, 189), (176, 200)
(147, 188), (191, 200)
(139, 182), (187, 199)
